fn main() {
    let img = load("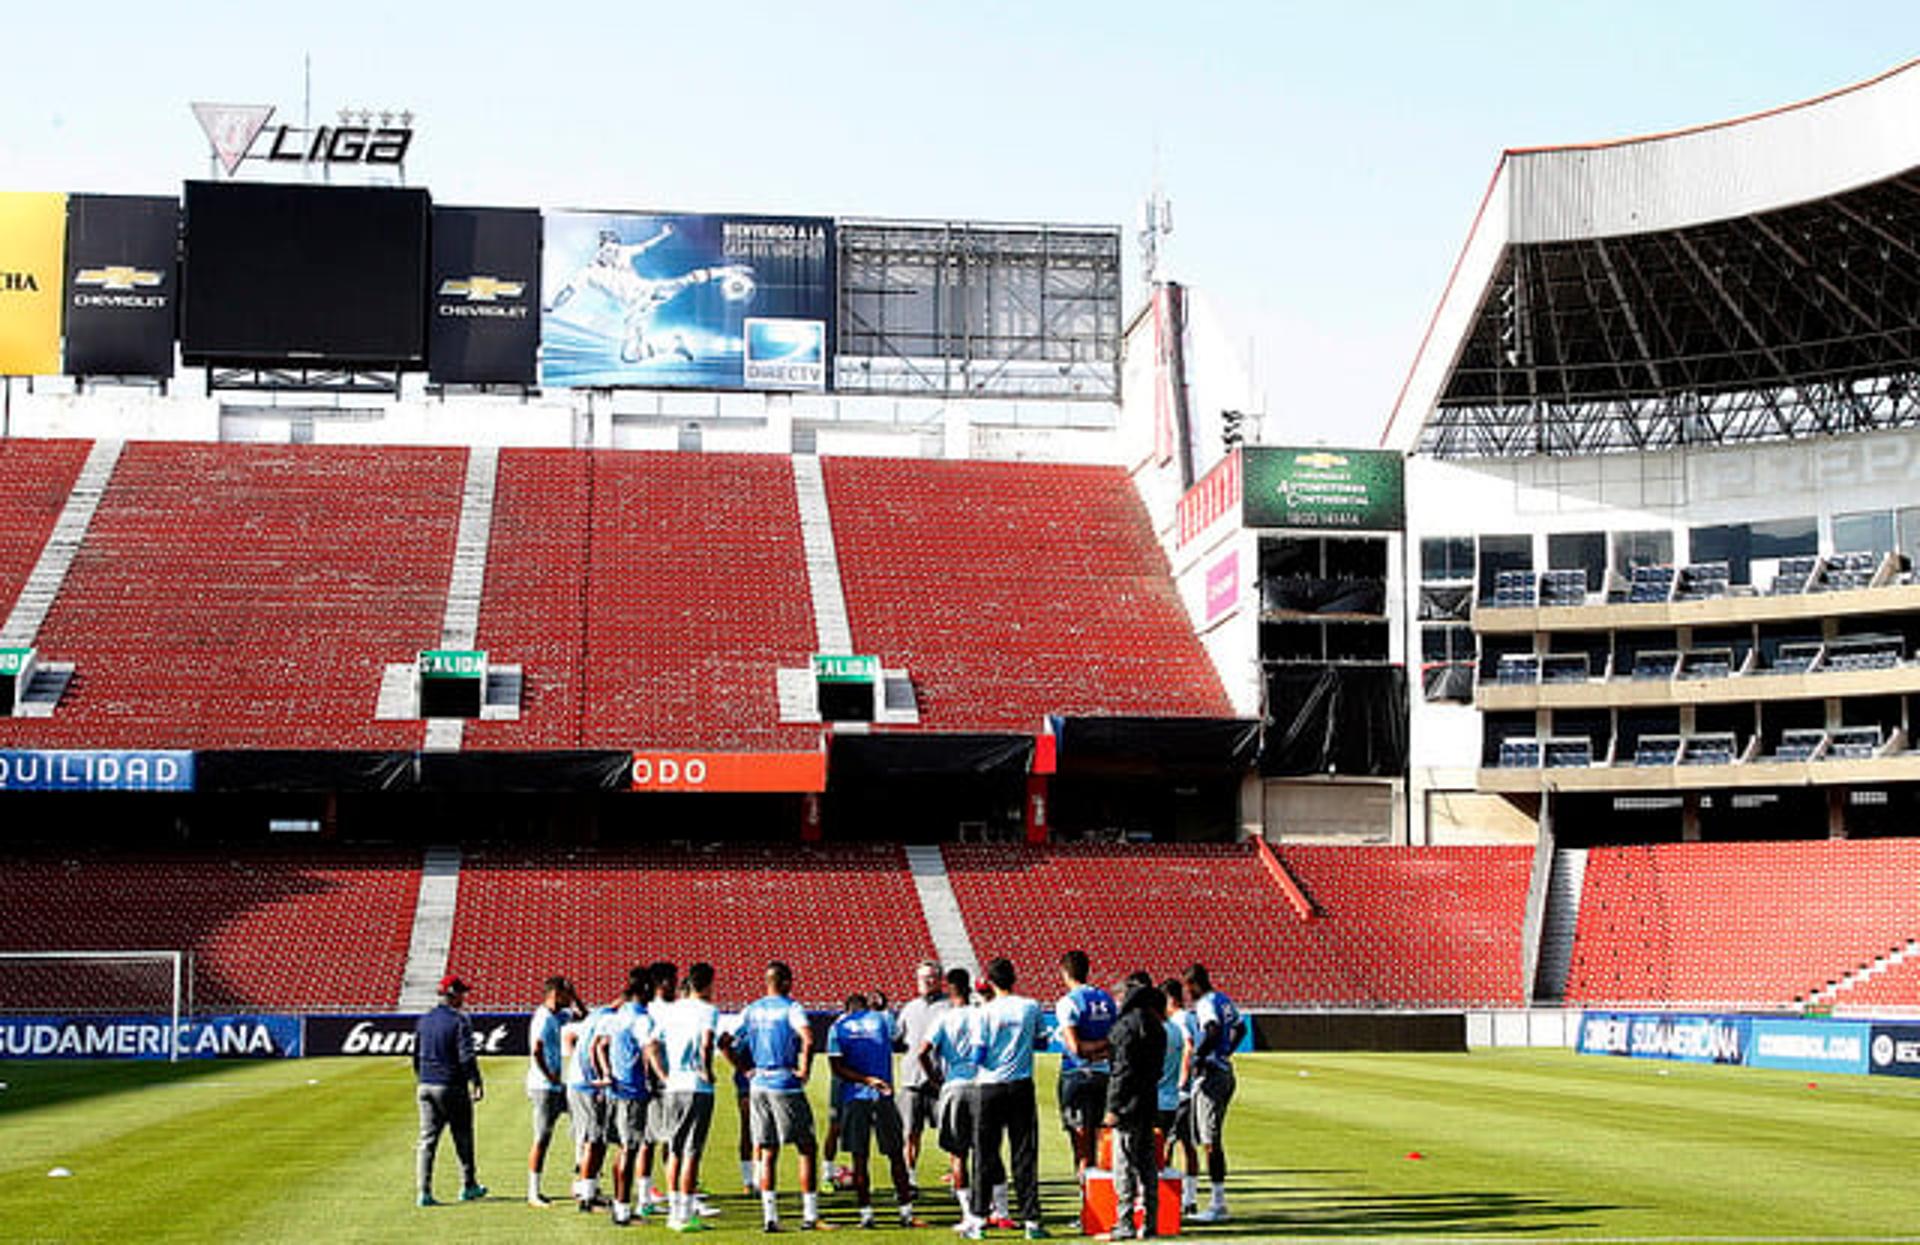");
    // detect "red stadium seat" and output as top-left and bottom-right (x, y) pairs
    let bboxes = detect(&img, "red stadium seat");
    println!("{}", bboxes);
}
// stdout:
(445, 844), (935, 1010)
(1564, 840), (1920, 1008)
(0, 847), (420, 1011)
(943, 843), (1531, 1008)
